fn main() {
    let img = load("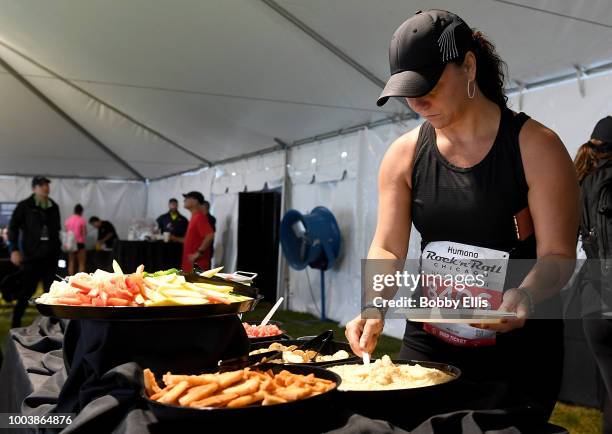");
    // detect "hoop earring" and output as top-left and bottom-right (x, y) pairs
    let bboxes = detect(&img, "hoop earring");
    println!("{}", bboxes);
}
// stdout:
(467, 79), (475, 99)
